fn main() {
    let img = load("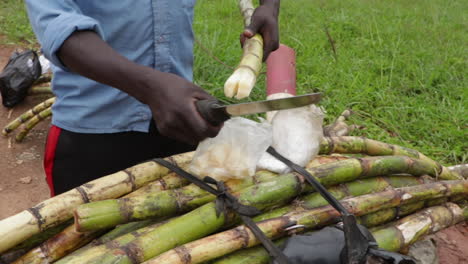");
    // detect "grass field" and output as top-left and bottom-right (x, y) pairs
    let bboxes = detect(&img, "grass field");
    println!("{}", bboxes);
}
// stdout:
(0, 0), (466, 165)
